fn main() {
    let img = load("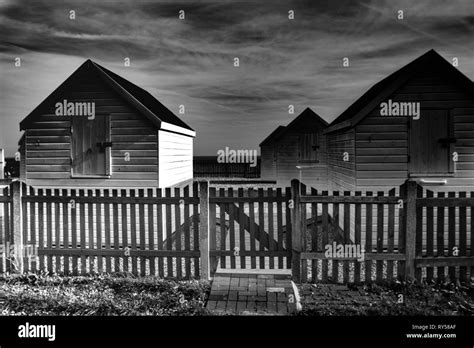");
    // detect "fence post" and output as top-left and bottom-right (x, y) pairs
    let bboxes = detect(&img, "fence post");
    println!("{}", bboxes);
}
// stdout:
(199, 181), (210, 280)
(291, 179), (302, 282)
(11, 180), (24, 273)
(404, 180), (417, 280)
